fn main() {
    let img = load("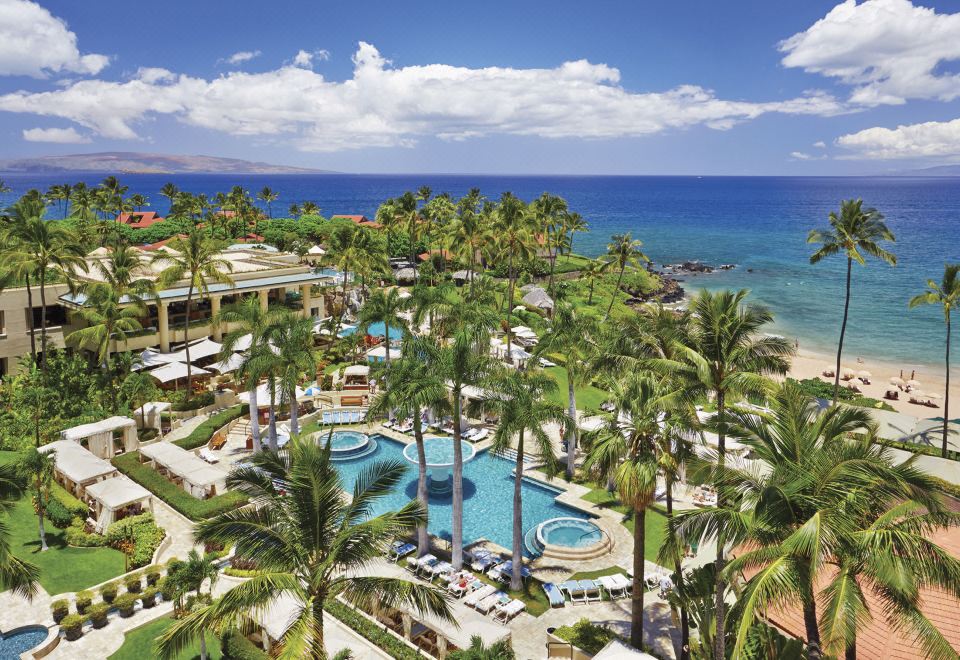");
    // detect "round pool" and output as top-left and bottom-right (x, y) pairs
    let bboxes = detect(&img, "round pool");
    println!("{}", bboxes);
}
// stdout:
(0, 625), (49, 658)
(317, 430), (377, 460)
(531, 517), (612, 560)
(402, 438), (477, 493)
